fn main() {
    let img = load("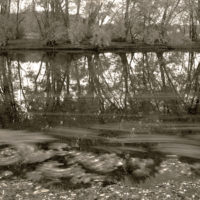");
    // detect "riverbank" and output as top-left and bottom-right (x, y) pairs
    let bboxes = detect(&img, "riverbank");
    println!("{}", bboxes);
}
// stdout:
(2, 39), (200, 52)
(0, 159), (199, 200)
(1, 179), (200, 200)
